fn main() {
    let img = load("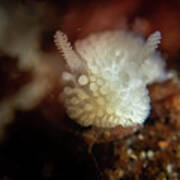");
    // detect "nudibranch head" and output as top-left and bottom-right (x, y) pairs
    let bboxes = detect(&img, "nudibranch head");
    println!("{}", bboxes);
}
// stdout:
(54, 30), (167, 128)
